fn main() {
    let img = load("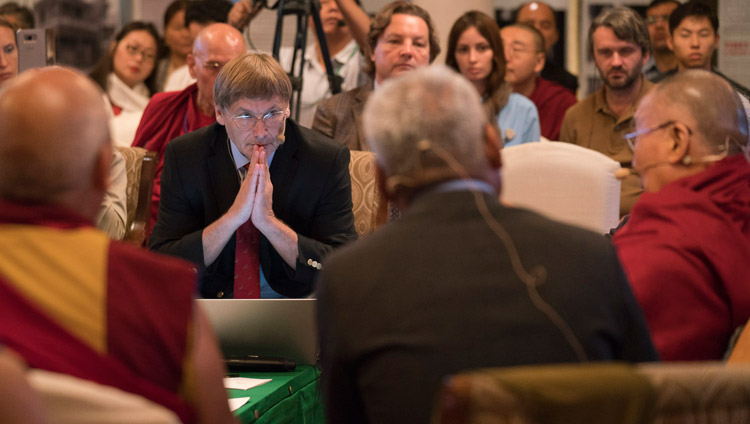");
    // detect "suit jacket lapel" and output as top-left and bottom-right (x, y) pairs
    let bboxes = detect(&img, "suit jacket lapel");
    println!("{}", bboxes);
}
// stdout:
(206, 124), (240, 217)
(352, 85), (372, 151)
(269, 120), (300, 219)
